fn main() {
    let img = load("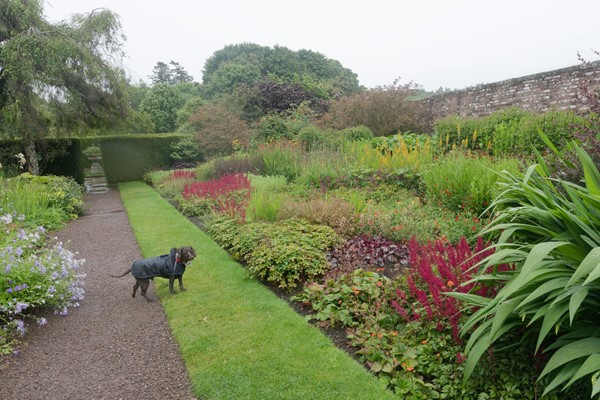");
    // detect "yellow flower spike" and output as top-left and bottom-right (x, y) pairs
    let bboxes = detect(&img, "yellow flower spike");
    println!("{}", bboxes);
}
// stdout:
(473, 129), (477, 143)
